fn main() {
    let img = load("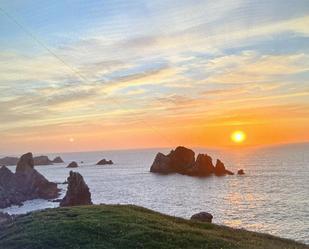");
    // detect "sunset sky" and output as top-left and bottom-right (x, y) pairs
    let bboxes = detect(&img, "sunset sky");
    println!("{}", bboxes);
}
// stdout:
(1, 0), (309, 154)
